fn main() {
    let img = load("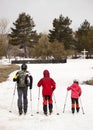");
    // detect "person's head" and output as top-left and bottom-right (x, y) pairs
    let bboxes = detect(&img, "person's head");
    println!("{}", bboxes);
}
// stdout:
(73, 79), (79, 84)
(21, 63), (27, 71)
(43, 70), (50, 77)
